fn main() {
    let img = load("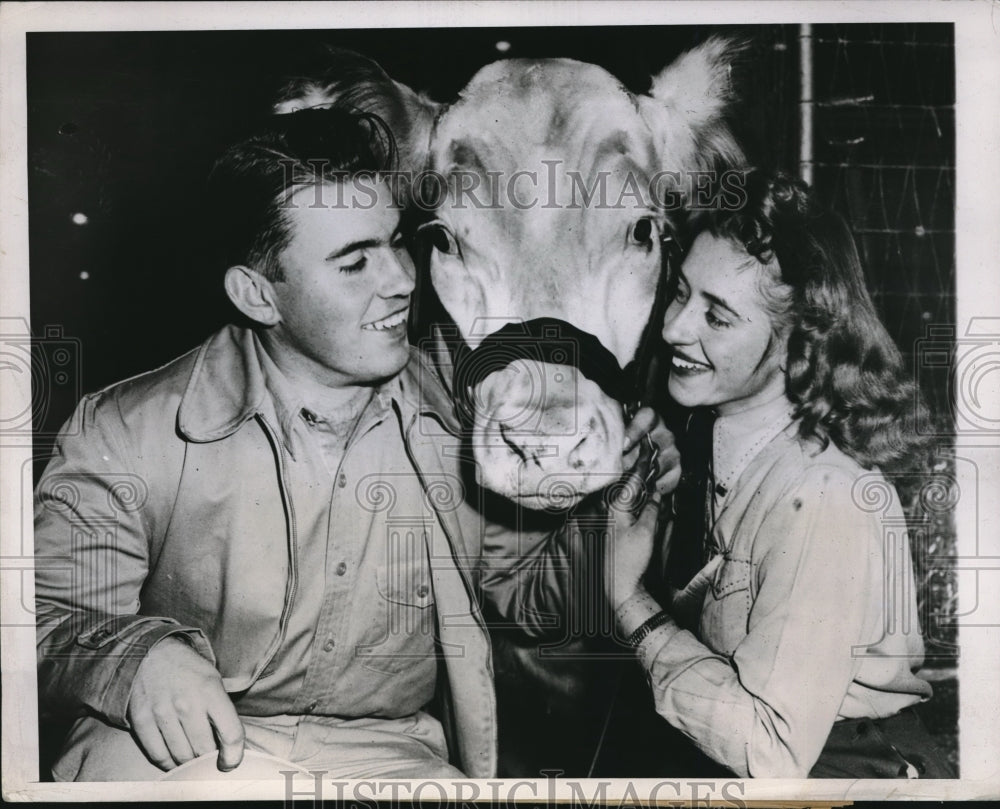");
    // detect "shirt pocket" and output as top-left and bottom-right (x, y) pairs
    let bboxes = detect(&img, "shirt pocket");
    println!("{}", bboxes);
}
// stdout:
(701, 556), (753, 655)
(375, 558), (435, 609)
(710, 556), (751, 598)
(356, 560), (436, 676)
